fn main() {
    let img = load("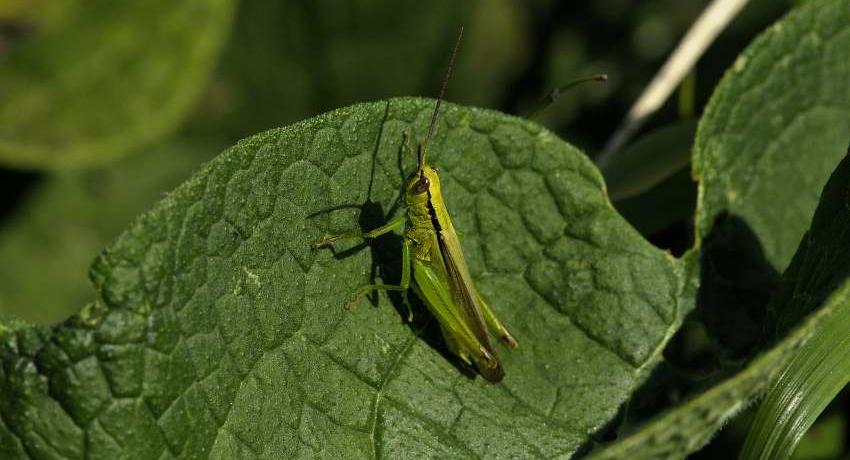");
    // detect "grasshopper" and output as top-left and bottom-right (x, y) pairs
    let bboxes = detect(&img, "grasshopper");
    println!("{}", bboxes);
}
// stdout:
(311, 26), (517, 382)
